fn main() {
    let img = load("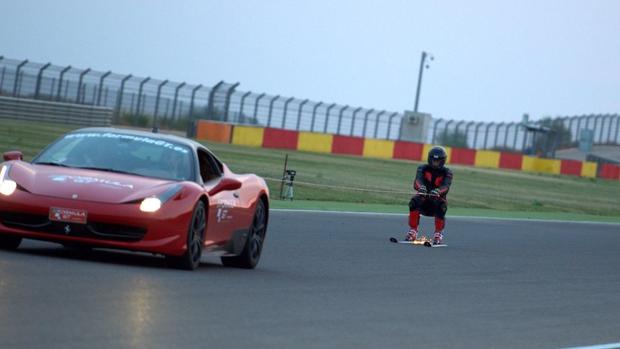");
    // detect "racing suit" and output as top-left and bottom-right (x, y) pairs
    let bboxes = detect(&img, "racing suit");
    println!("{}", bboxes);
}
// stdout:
(409, 164), (453, 233)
